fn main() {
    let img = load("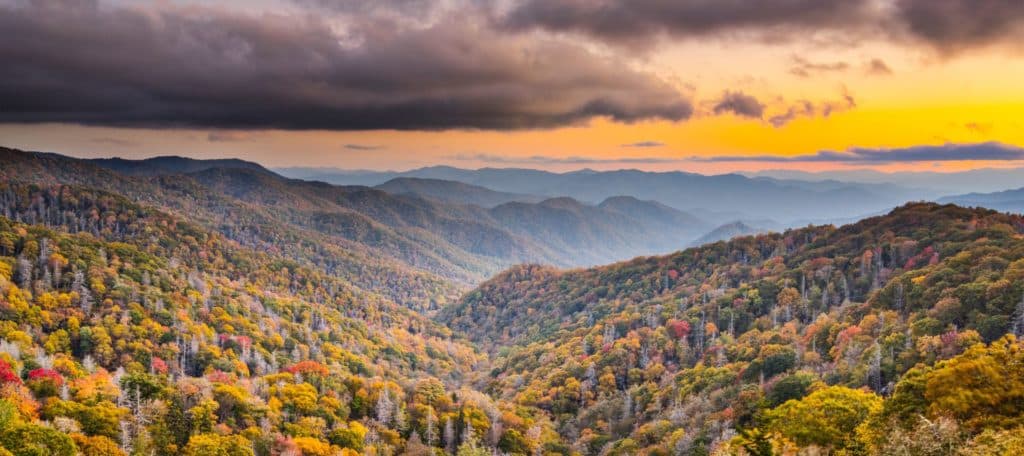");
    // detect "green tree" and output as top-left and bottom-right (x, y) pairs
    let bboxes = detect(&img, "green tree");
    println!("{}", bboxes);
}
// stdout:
(924, 335), (1024, 432)
(767, 385), (881, 453)
(181, 434), (253, 456)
